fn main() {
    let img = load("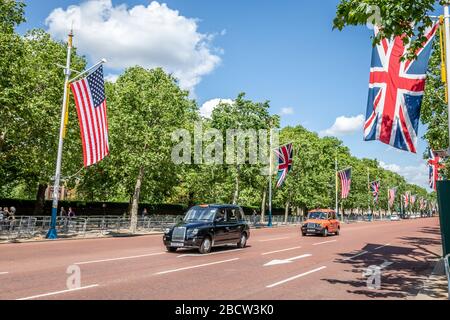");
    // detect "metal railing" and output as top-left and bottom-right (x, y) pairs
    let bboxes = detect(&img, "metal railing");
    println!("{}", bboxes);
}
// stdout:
(0, 212), (429, 241)
(445, 254), (450, 300)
